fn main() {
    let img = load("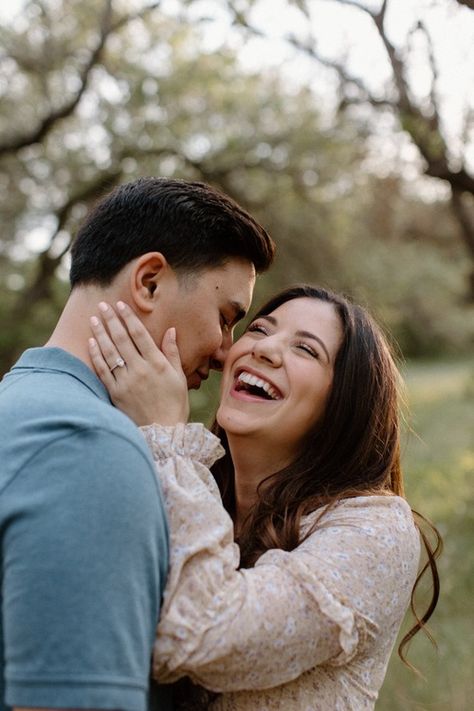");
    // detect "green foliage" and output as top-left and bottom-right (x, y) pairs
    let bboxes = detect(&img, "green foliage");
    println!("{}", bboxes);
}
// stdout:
(329, 176), (474, 356)
(0, 259), (68, 365)
(0, 0), (472, 376)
